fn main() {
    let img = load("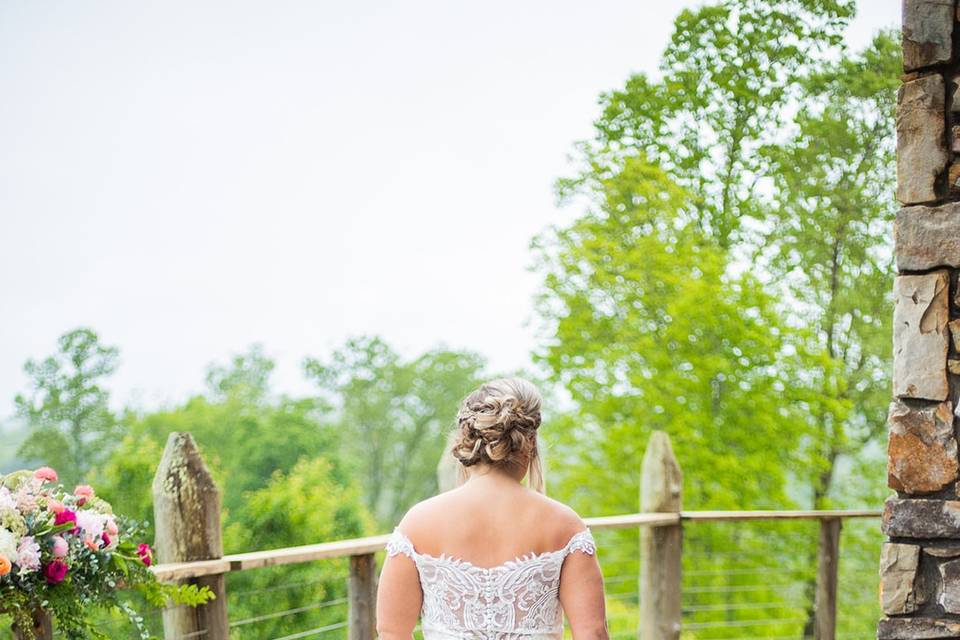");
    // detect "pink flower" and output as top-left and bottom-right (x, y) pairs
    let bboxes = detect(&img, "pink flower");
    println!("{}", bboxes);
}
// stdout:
(83, 538), (99, 552)
(47, 499), (65, 514)
(74, 485), (94, 499)
(51, 536), (68, 558)
(105, 518), (118, 536)
(16, 536), (41, 574)
(43, 560), (68, 584)
(54, 509), (78, 534)
(136, 543), (153, 567)
(14, 487), (38, 513)
(33, 467), (58, 483)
